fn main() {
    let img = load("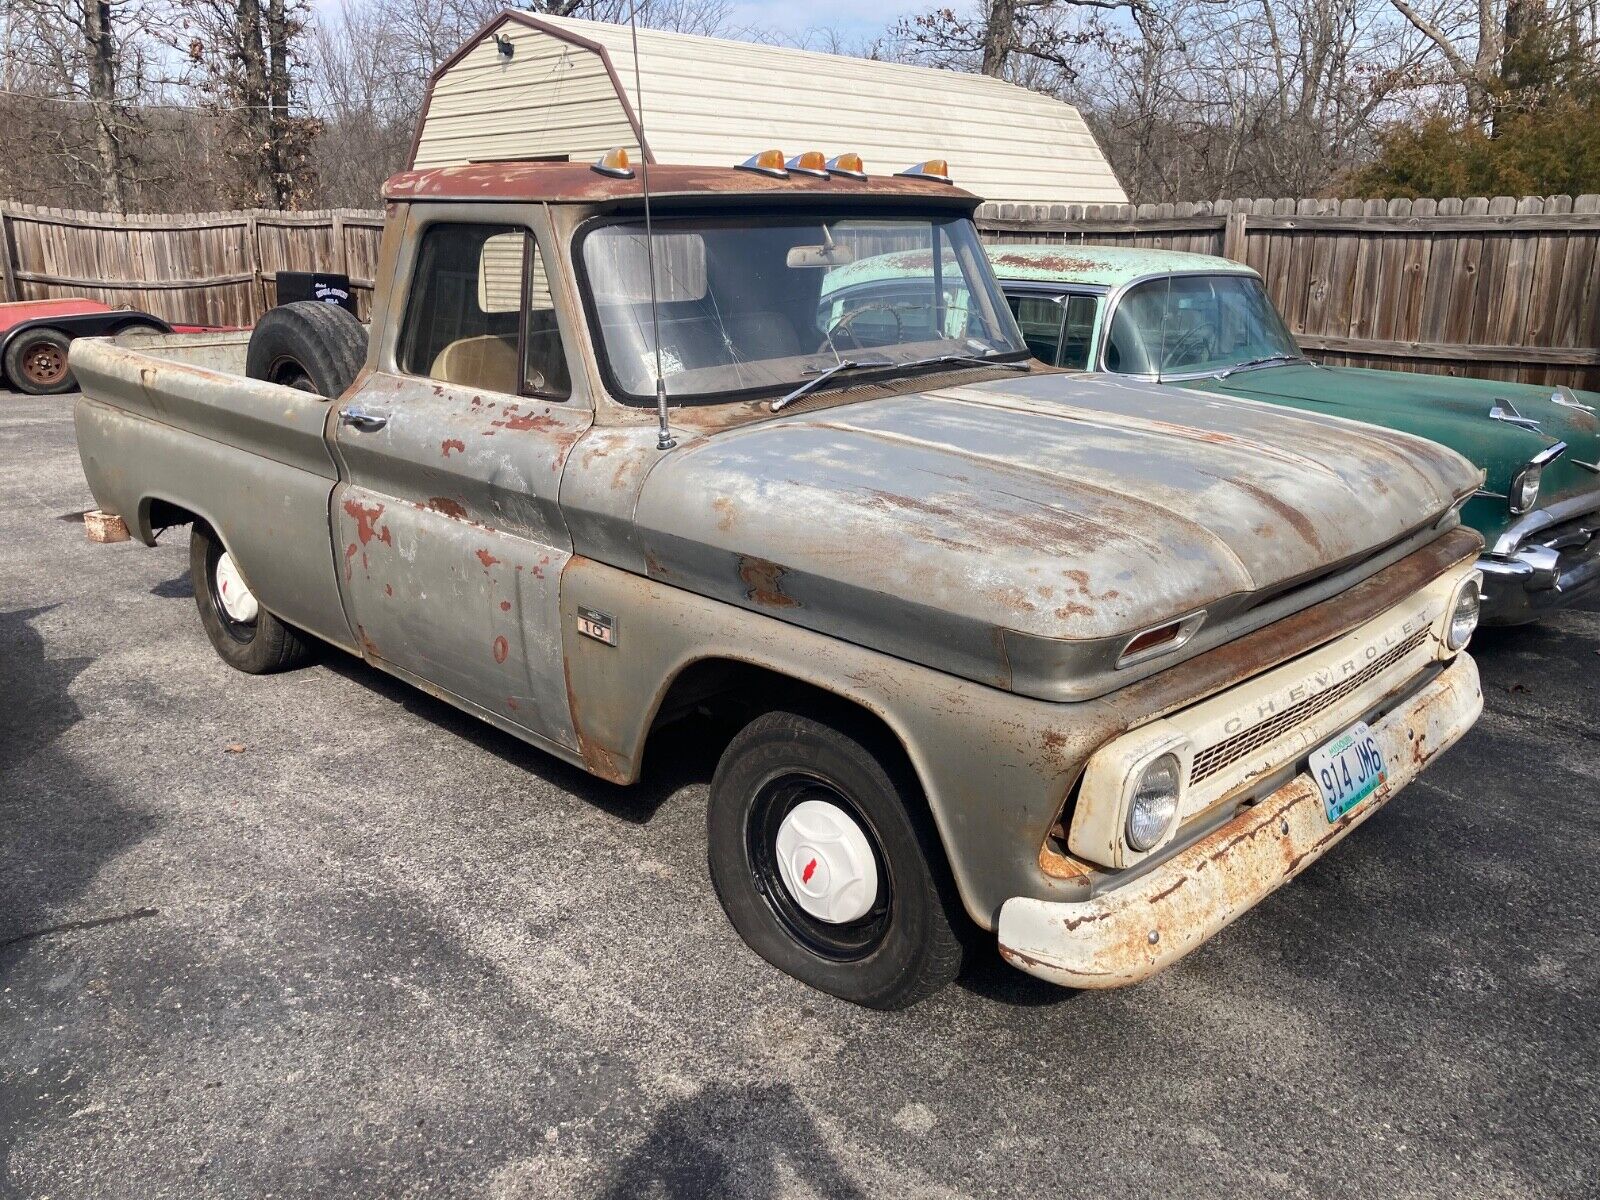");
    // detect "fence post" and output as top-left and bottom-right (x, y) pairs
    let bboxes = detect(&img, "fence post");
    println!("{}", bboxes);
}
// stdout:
(244, 211), (264, 321)
(0, 206), (17, 302)
(332, 211), (349, 276)
(1222, 211), (1249, 262)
